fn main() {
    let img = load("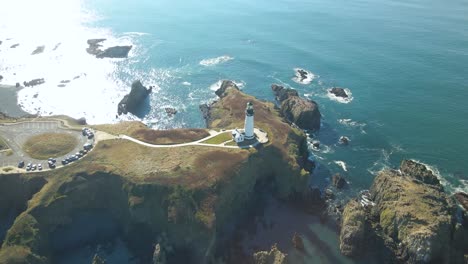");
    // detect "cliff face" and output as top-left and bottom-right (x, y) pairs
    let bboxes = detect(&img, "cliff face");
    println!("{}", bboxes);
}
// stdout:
(0, 82), (311, 263)
(340, 160), (468, 263)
